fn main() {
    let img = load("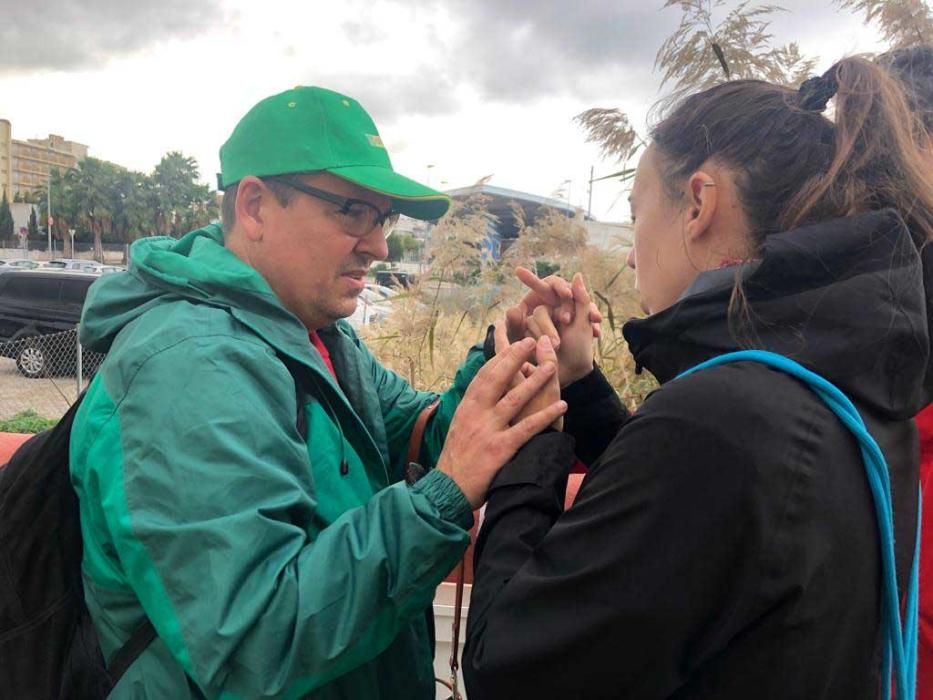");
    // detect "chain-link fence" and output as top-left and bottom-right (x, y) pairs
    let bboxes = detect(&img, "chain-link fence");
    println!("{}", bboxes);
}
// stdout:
(0, 328), (106, 421)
